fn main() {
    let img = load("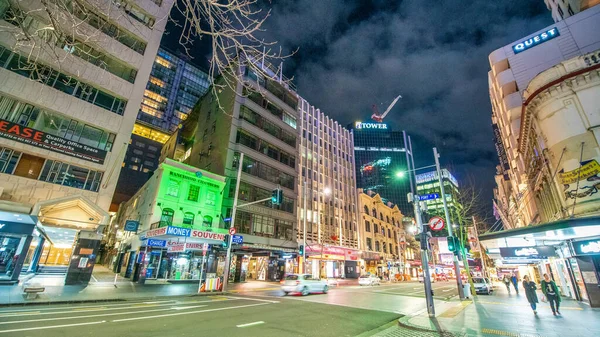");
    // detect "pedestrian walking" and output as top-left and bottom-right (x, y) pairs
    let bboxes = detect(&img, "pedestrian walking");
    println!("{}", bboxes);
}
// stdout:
(503, 274), (511, 293)
(522, 275), (539, 315)
(541, 273), (561, 316)
(511, 273), (519, 294)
